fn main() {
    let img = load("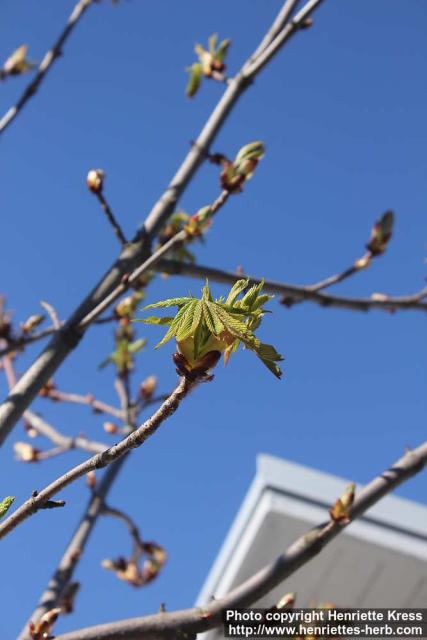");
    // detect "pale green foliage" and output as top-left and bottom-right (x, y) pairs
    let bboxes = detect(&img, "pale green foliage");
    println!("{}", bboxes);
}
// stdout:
(186, 34), (231, 97)
(0, 496), (14, 520)
(140, 280), (283, 378)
